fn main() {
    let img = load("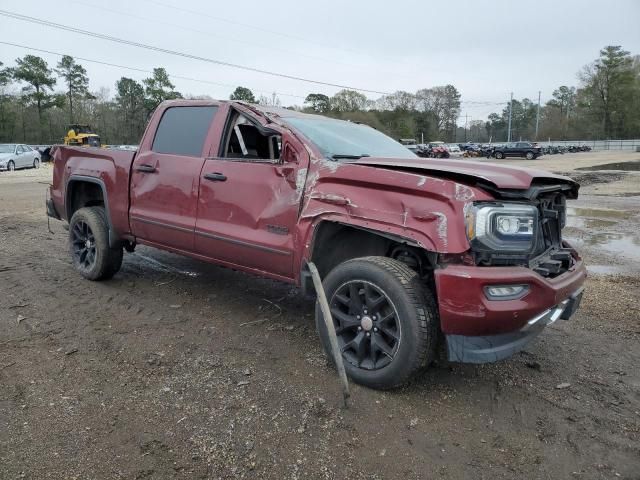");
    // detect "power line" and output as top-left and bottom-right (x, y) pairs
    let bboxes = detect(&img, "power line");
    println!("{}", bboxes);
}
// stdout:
(0, 39), (534, 112)
(0, 9), (391, 96)
(139, 0), (359, 56)
(69, 0), (361, 70)
(0, 40), (307, 100)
